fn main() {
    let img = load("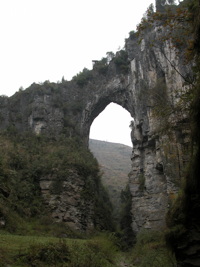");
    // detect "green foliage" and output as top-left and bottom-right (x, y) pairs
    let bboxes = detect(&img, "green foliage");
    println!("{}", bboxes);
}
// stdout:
(81, 172), (114, 231)
(165, 1), (200, 260)
(136, 229), (163, 245)
(137, 1), (194, 65)
(0, 234), (64, 267)
(72, 68), (93, 87)
(70, 101), (84, 115)
(131, 230), (177, 267)
(93, 183), (114, 231)
(0, 233), (118, 267)
(165, 224), (187, 251)
(0, 134), (45, 223)
(21, 241), (70, 266)
(129, 30), (136, 40)
(0, 203), (27, 233)
(149, 77), (192, 135)
(0, 130), (113, 233)
(119, 185), (135, 249)
(150, 78), (168, 113)
(31, 216), (81, 238)
(67, 235), (117, 267)
(150, 78), (173, 132)
(93, 57), (109, 75)
(89, 139), (131, 226)
(113, 50), (129, 74)
(136, 4), (155, 34)
(106, 51), (115, 62)
(166, 188), (187, 228)
(0, 247), (9, 267)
